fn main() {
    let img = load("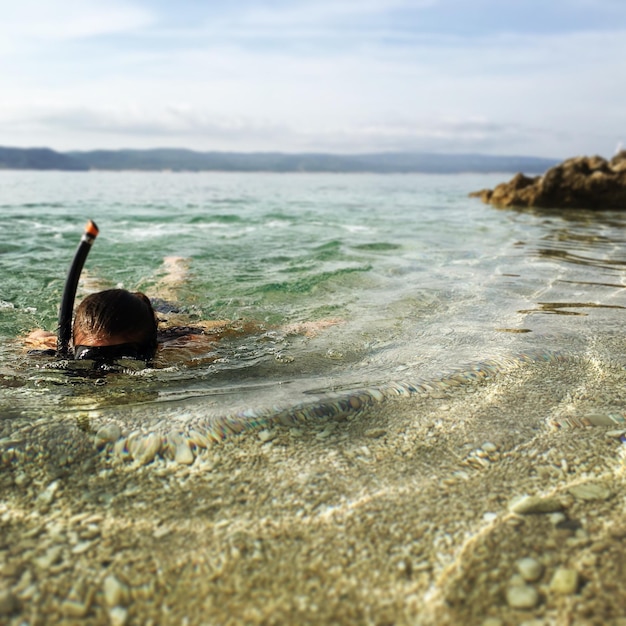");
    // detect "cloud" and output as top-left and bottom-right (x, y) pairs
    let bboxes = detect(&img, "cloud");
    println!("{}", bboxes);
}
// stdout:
(0, 0), (152, 48)
(37, 105), (287, 140)
(230, 0), (435, 29)
(0, 101), (562, 155)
